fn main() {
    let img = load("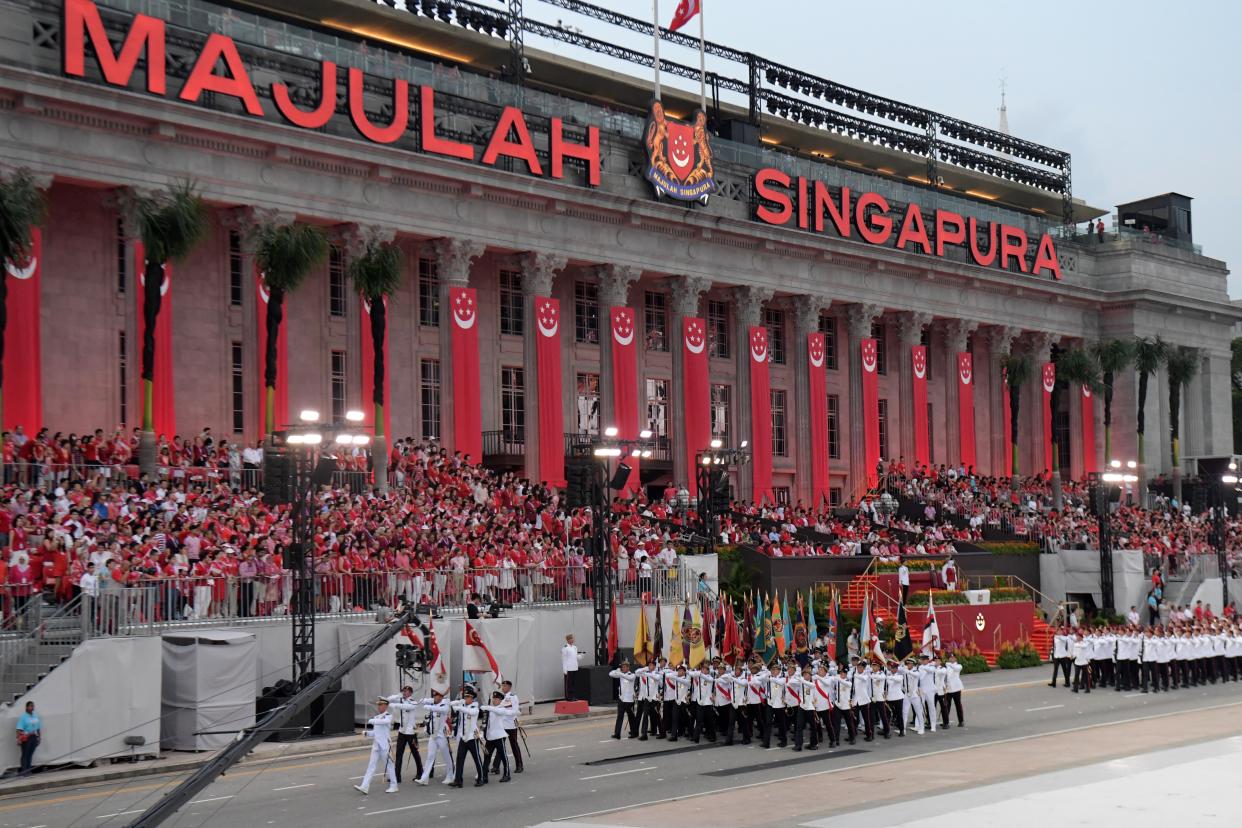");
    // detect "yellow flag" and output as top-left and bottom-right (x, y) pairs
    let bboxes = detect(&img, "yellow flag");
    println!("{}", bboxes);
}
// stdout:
(669, 605), (684, 667)
(689, 605), (707, 668)
(633, 601), (652, 666)
(773, 592), (786, 657)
